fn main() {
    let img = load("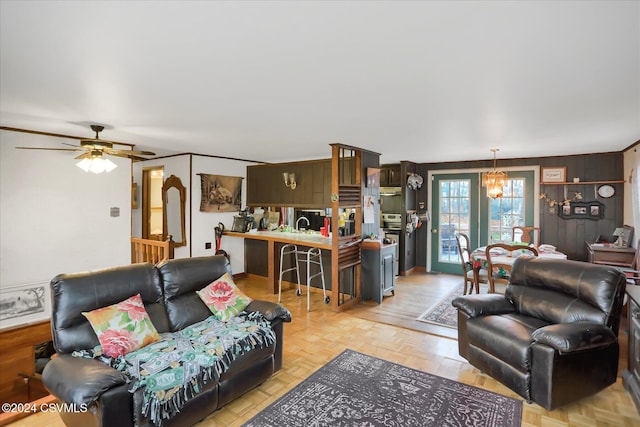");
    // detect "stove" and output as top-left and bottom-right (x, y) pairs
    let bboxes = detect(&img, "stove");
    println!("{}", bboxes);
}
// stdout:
(381, 213), (401, 276)
(382, 213), (402, 231)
